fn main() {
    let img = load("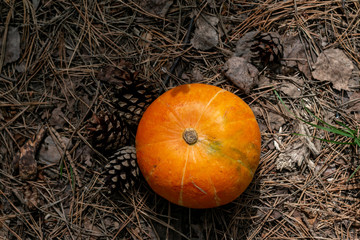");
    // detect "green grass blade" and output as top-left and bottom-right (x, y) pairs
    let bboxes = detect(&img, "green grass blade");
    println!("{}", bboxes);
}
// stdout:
(302, 104), (336, 129)
(274, 90), (295, 117)
(274, 90), (353, 138)
(294, 133), (354, 145)
(298, 118), (354, 138)
(334, 120), (356, 135)
(348, 165), (360, 181)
